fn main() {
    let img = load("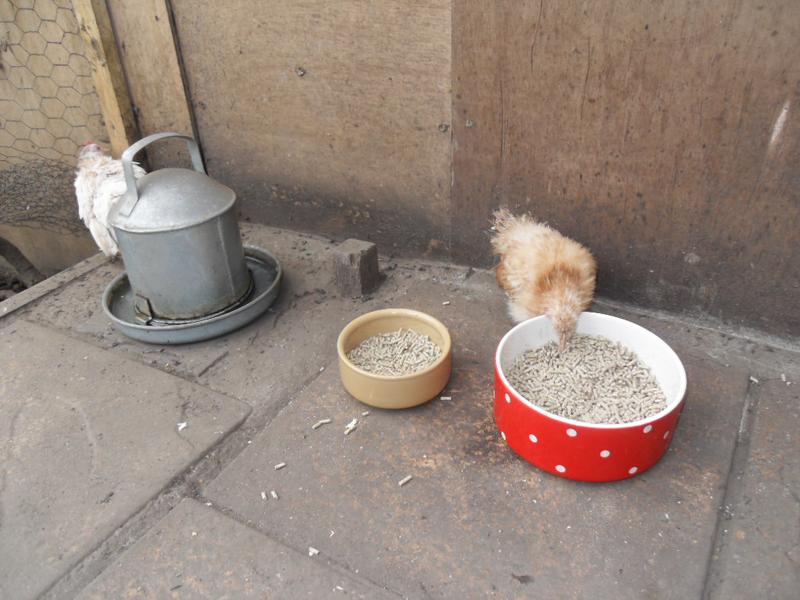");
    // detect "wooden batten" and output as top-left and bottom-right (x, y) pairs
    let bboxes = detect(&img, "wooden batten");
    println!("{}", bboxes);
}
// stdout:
(72, 0), (138, 157)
